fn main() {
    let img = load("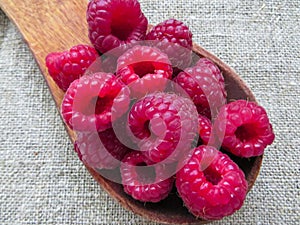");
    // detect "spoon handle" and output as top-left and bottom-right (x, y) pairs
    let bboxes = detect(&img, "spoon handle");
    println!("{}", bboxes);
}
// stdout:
(0, 0), (89, 141)
(0, 0), (89, 109)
